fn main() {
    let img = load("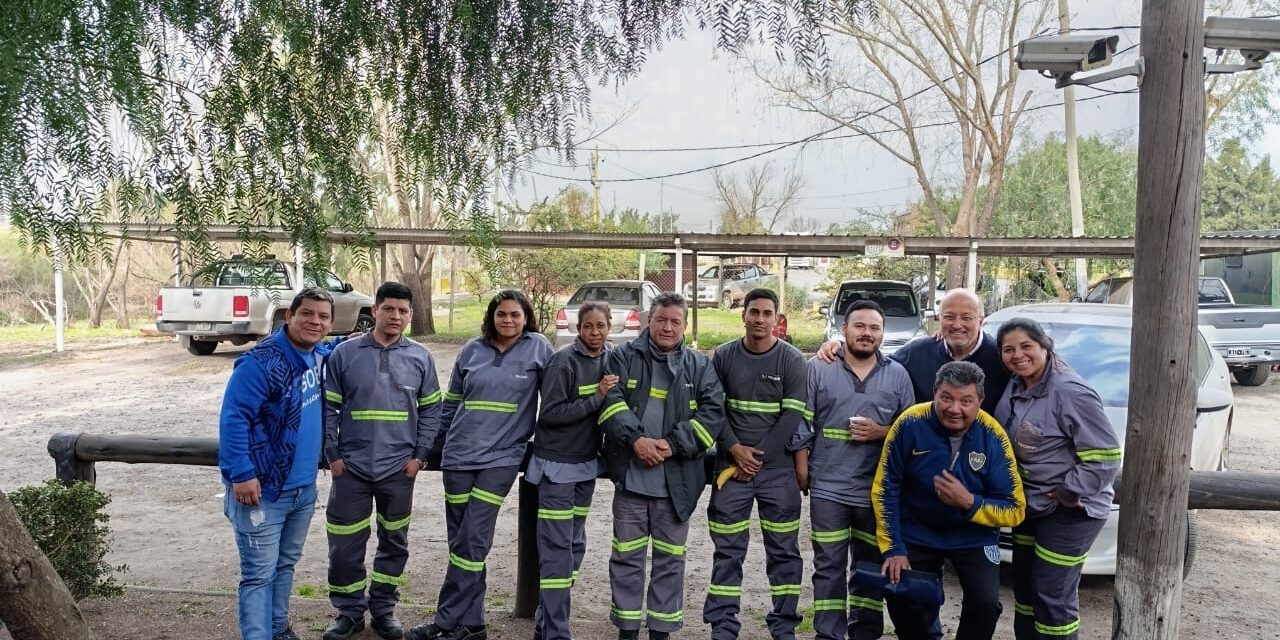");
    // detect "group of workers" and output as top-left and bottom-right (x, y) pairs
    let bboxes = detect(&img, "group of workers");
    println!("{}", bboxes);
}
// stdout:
(218, 281), (1121, 640)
